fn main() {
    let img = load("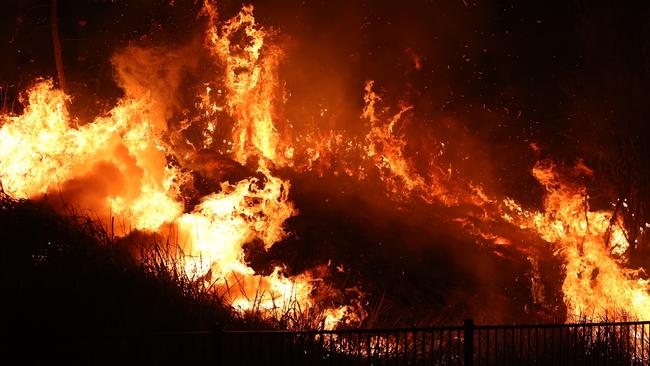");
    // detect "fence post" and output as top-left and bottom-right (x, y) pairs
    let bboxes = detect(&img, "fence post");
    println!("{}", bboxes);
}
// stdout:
(464, 319), (474, 366)
(212, 322), (223, 365)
